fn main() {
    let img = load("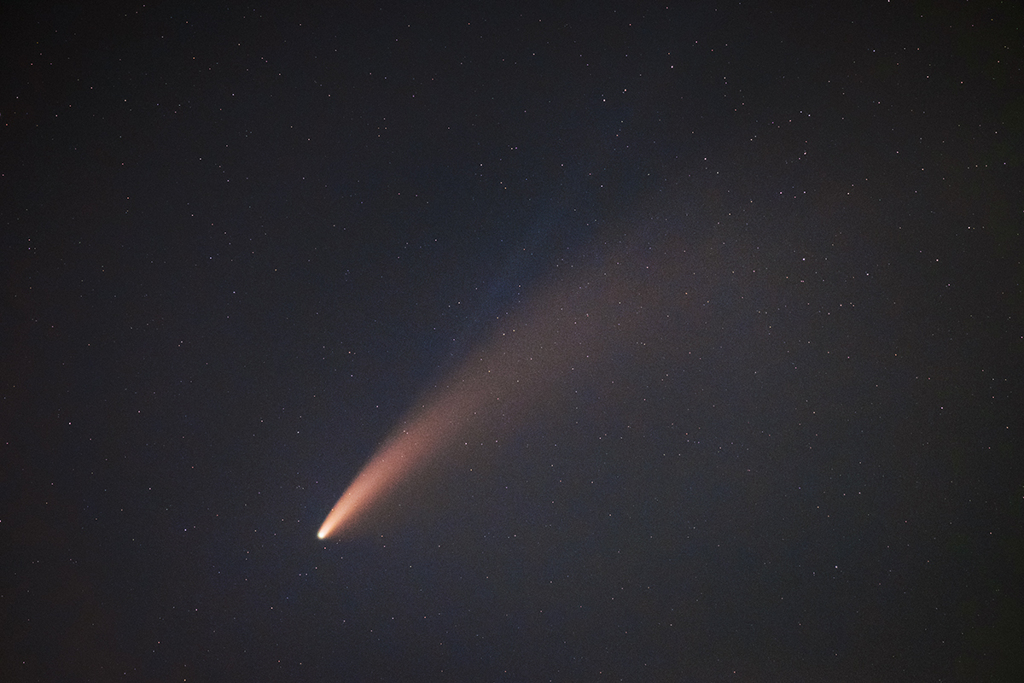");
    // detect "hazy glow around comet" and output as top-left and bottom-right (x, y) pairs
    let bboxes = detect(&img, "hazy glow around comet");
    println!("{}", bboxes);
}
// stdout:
(318, 372), (491, 539)
(318, 232), (723, 540)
